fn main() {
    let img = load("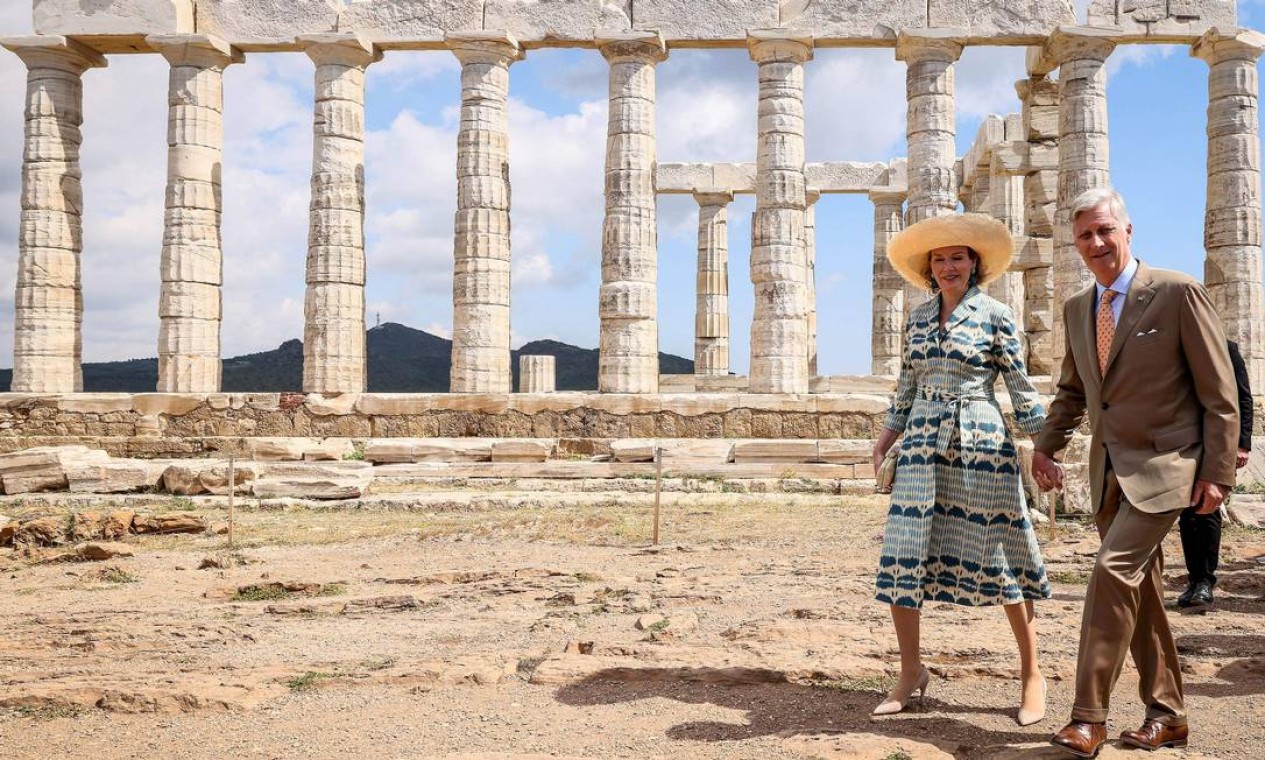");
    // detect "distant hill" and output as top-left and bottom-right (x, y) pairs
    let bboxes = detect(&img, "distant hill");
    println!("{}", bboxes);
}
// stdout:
(0, 323), (695, 392)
